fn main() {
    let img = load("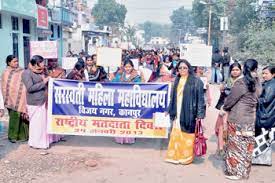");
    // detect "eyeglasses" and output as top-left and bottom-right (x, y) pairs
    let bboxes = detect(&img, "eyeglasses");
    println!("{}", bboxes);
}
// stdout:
(178, 66), (188, 70)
